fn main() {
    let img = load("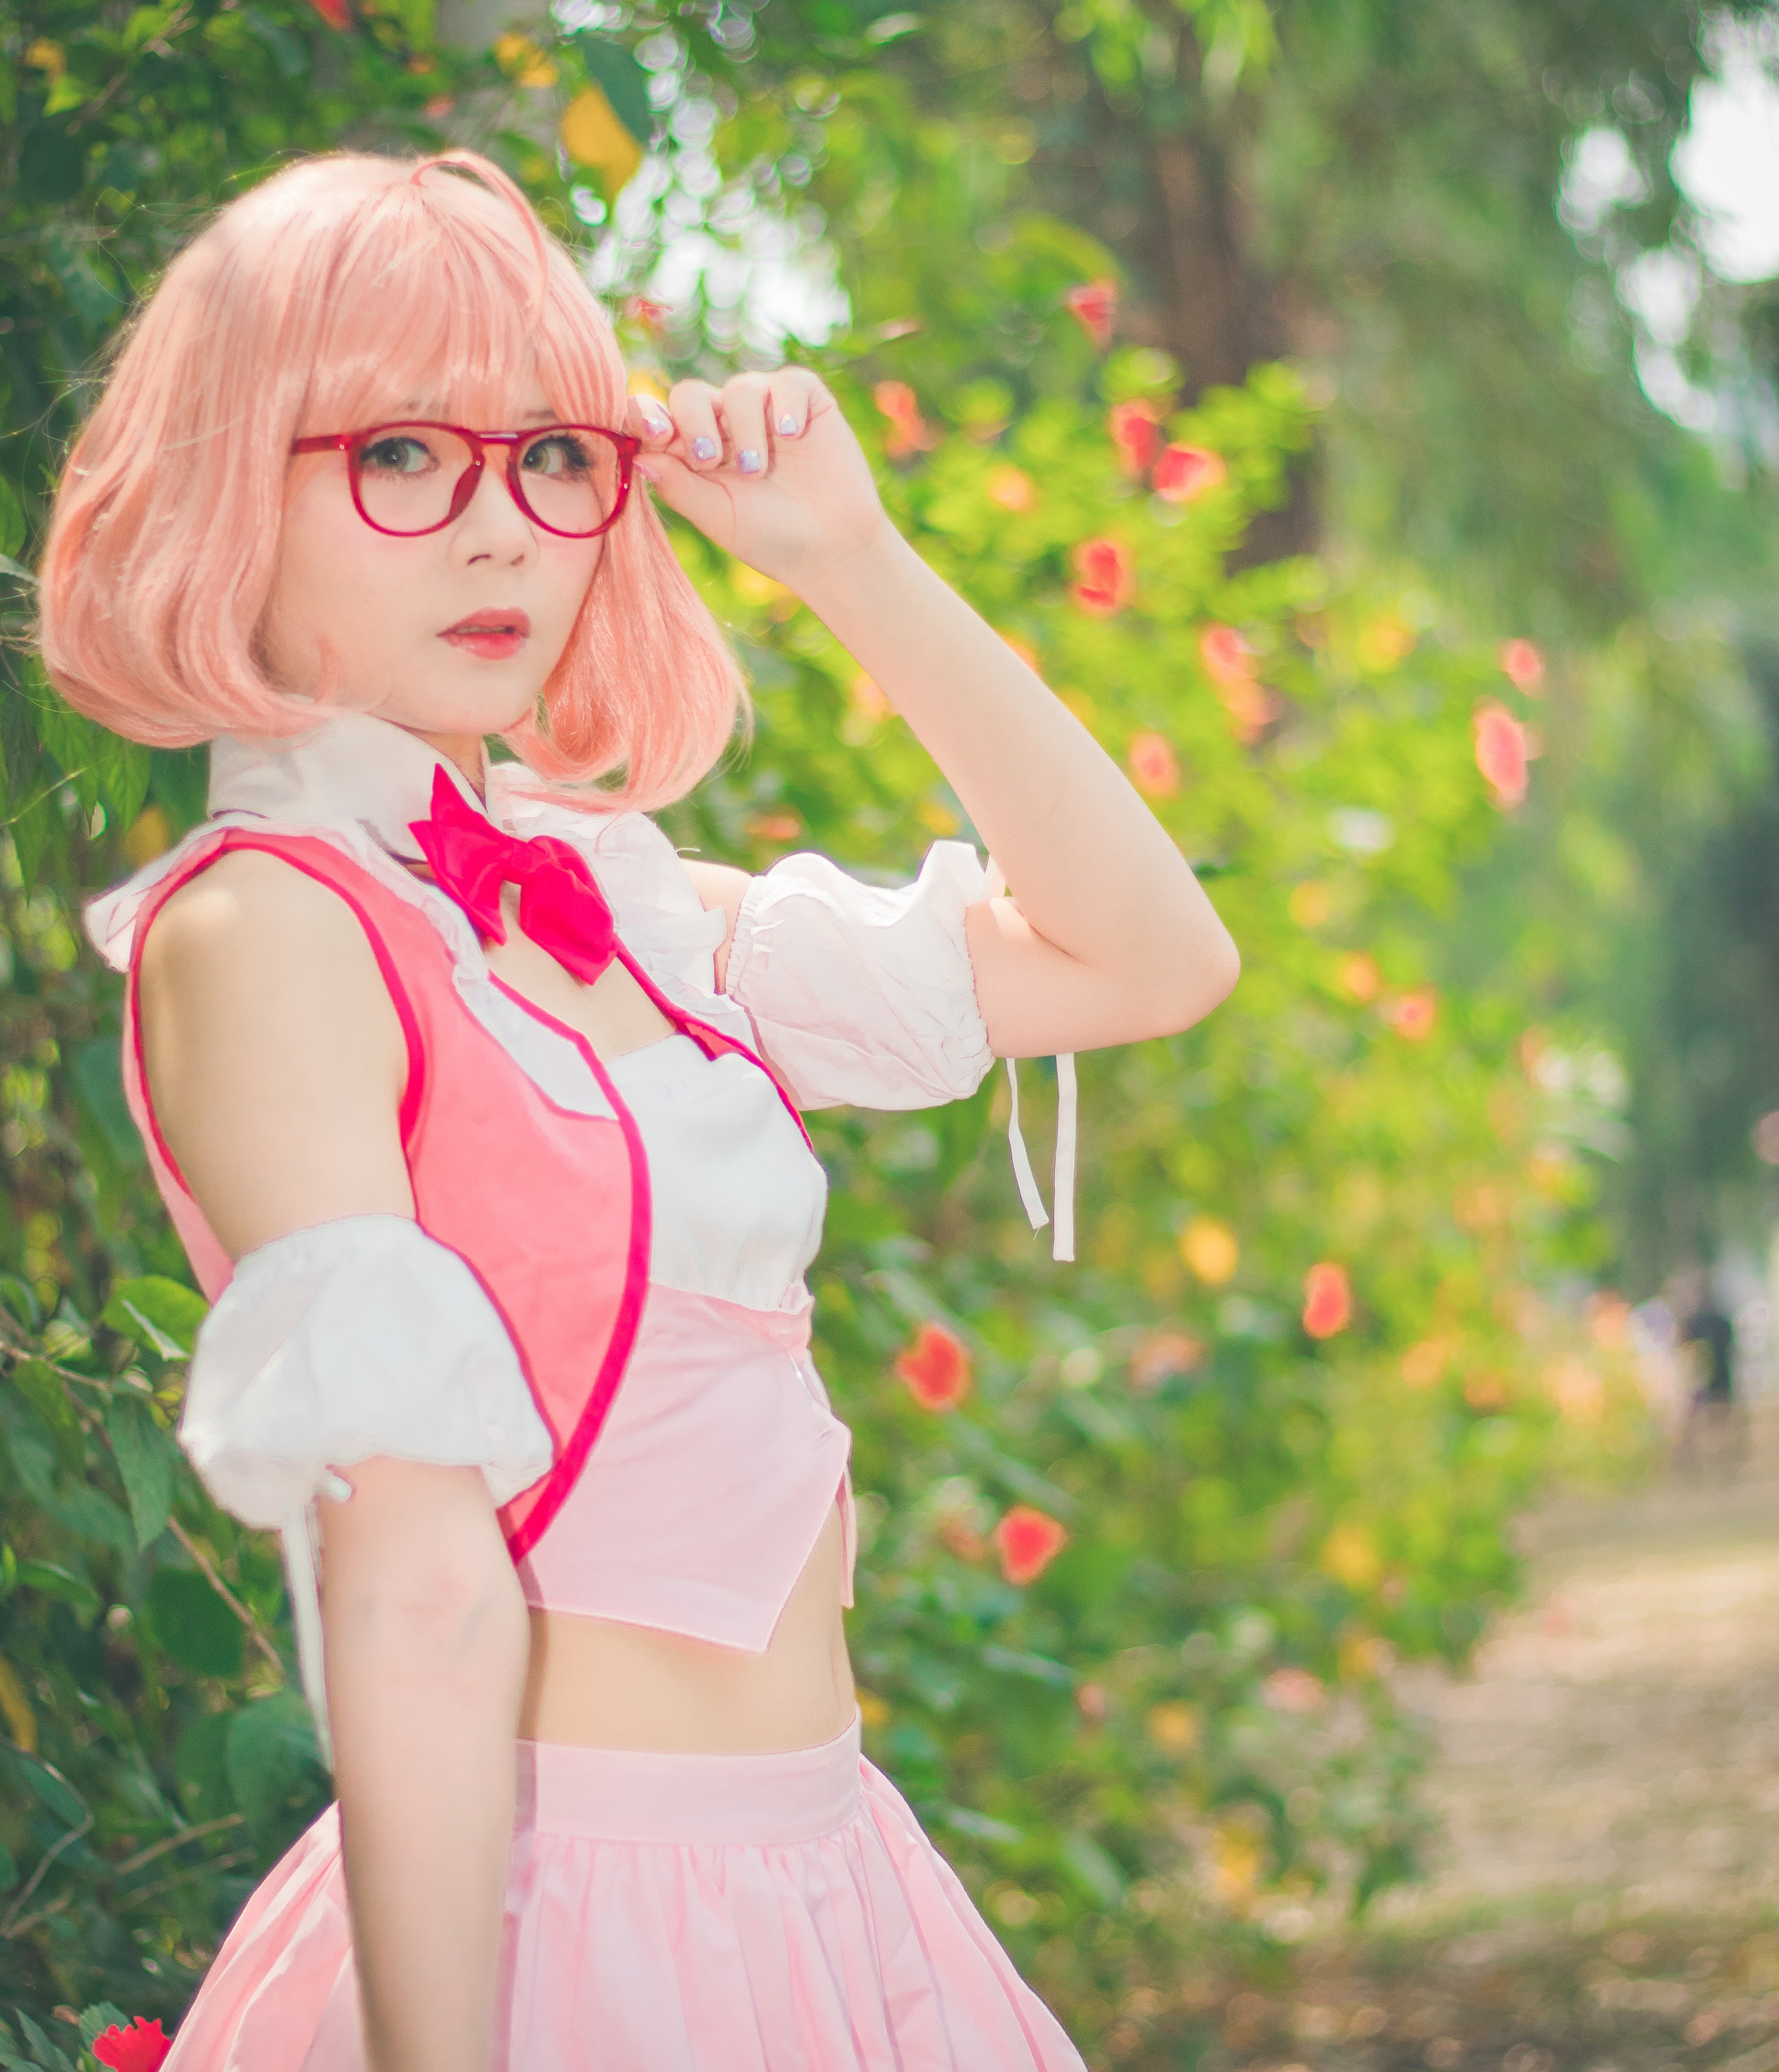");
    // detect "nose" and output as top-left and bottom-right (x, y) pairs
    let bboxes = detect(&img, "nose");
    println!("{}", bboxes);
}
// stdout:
(452, 445), (537, 565)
